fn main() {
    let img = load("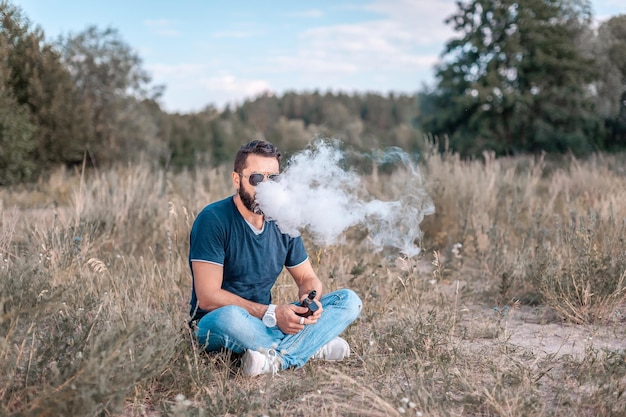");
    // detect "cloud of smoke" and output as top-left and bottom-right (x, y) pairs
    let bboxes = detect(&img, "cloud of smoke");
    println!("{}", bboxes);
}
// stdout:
(255, 140), (435, 257)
